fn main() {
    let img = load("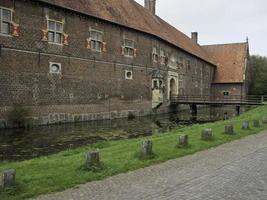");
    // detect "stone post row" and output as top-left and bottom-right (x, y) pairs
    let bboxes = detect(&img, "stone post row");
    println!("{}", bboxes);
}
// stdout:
(253, 120), (260, 128)
(142, 140), (153, 156)
(0, 169), (16, 190)
(201, 128), (213, 141)
(86, 151), (100, 169)
(178, 135), (188, 147)
(225, 124), (234, 135)
(242, 121), (250, 129)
